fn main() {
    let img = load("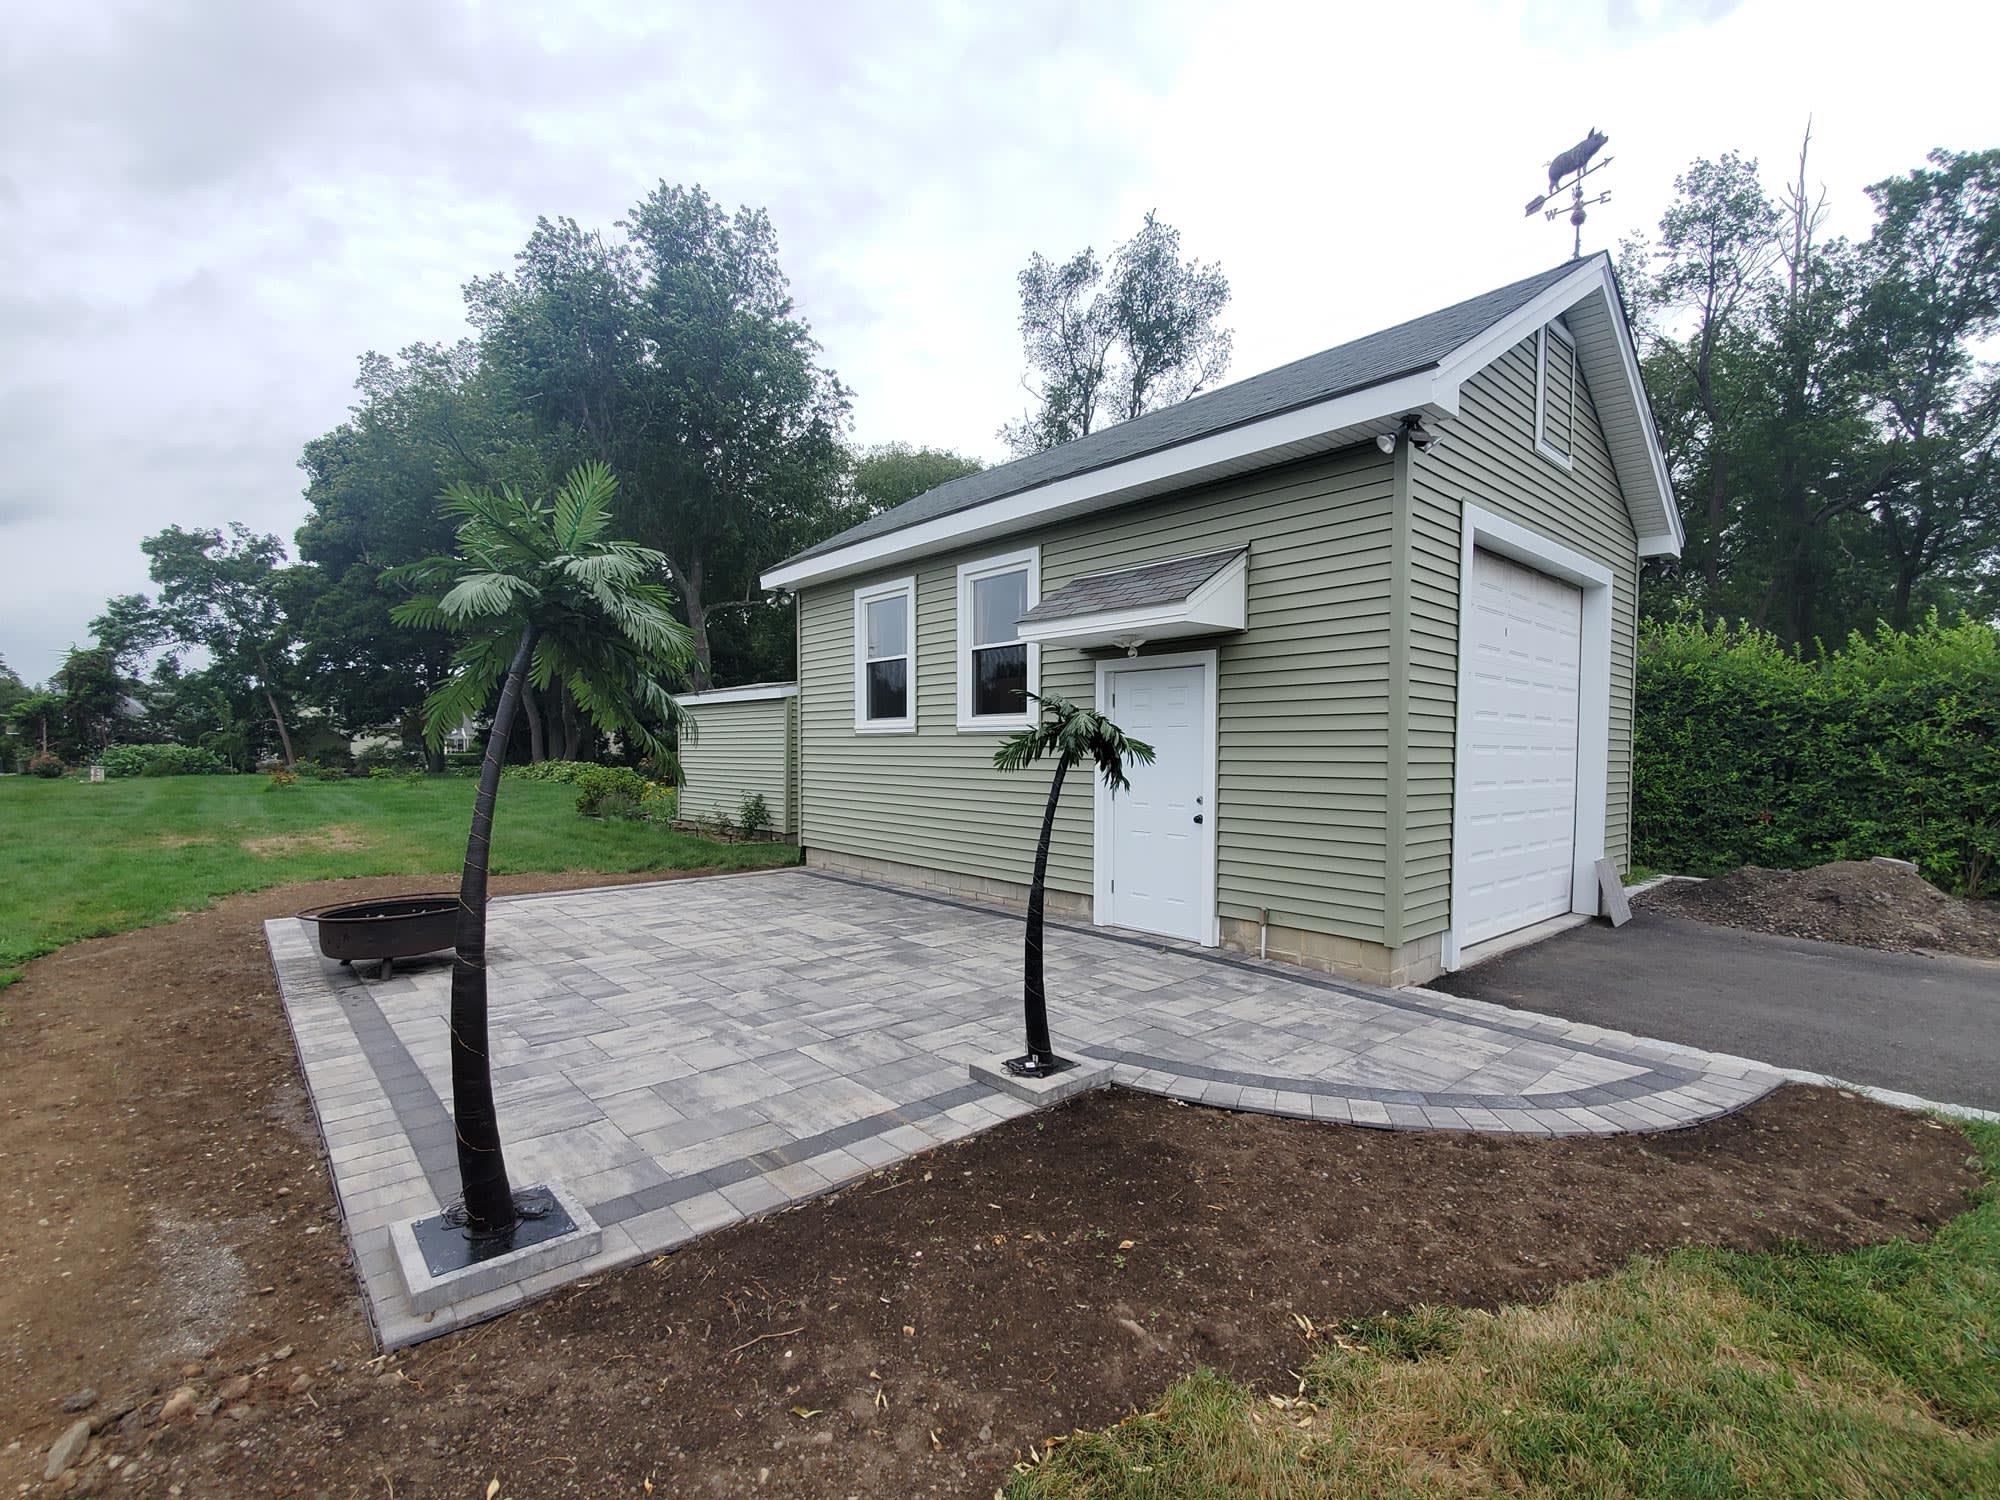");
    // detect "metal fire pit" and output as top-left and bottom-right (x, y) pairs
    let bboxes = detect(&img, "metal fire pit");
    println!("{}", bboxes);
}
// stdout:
(297, 894), (458, 979)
